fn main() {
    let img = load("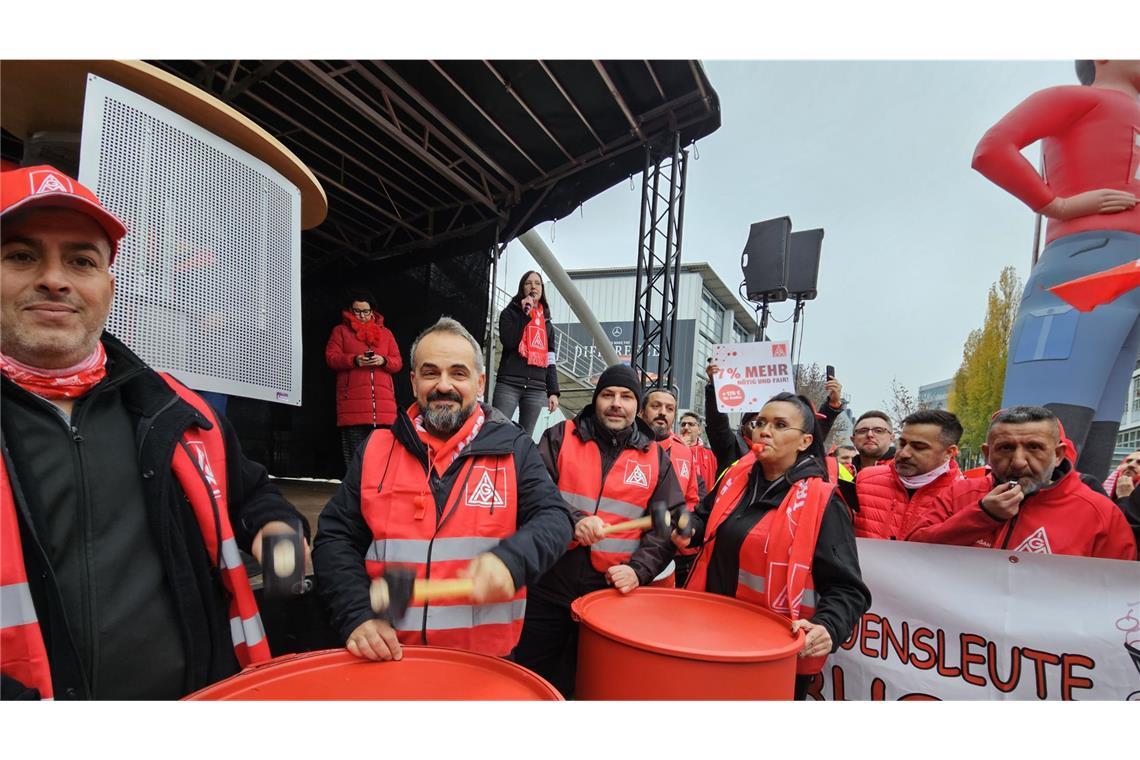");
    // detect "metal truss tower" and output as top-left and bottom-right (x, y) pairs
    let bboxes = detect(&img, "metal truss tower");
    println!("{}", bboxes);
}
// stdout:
(630, 132), (689, 393)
